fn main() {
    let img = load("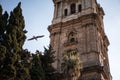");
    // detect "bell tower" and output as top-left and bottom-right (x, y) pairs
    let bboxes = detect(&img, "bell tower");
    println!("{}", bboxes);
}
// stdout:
(48, 0), (112, 80)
